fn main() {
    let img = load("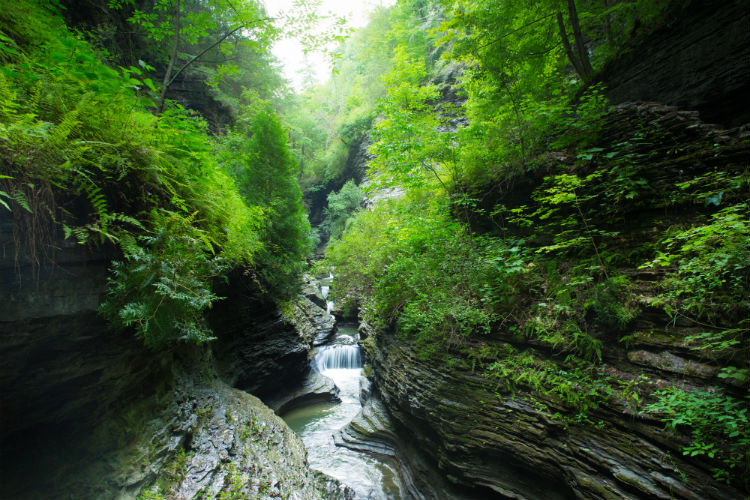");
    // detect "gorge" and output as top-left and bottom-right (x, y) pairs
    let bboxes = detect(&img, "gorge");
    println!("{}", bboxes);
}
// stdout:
(1, 0), (749, 499)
